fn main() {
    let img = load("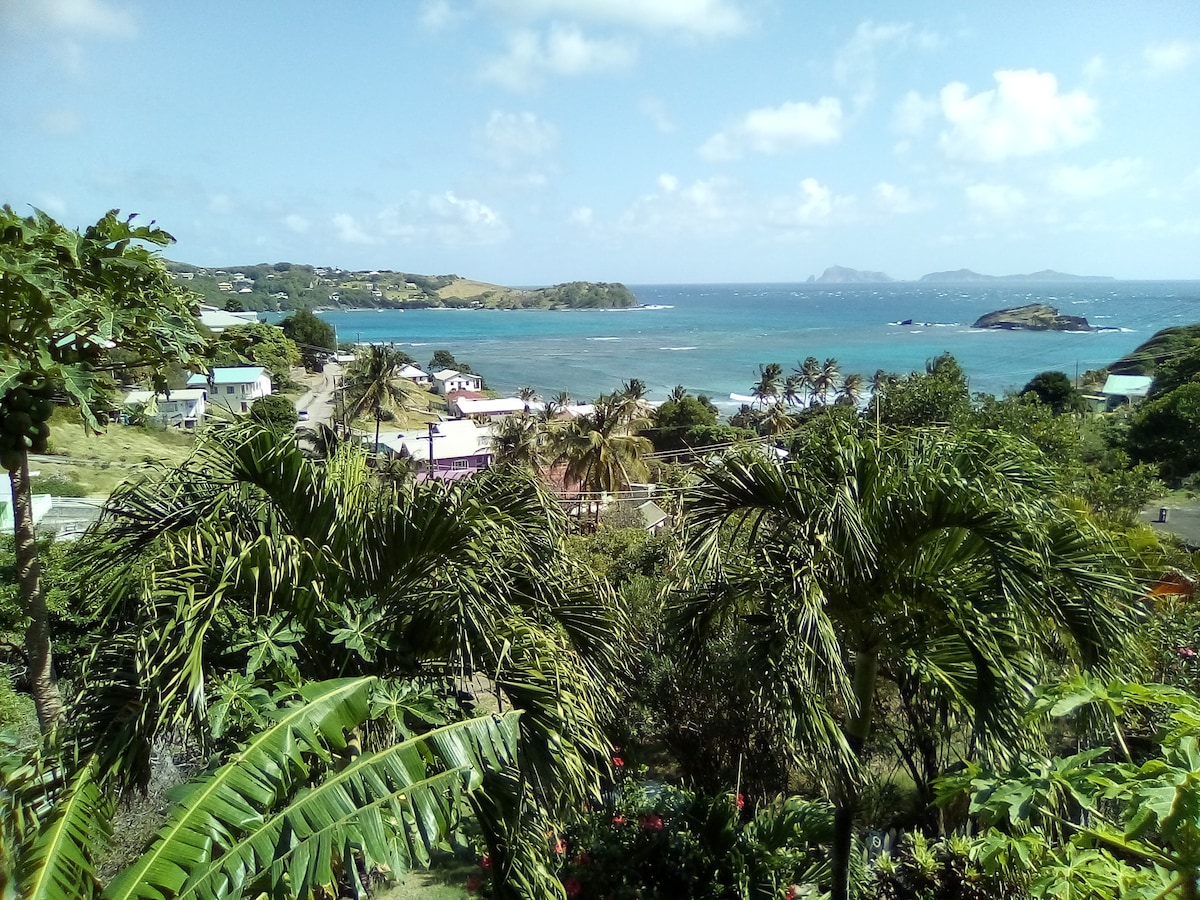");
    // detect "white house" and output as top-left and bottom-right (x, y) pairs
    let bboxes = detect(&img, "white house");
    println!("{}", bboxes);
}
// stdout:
(452, 397), (528, 418)
(398, 364), (432, 387)
(1100, 374), (1154, 408)
(123, 388), (208, 428)
(432, 369), (483, 396)
(189, 366), (273, 413)
(197, 305), (259, 333)
(374, 419), (495, 481)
